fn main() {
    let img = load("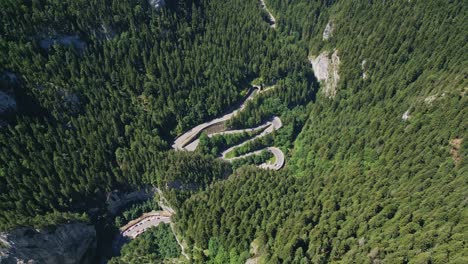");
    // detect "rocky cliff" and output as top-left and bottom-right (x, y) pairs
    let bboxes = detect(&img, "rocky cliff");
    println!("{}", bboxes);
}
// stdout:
(309, 50), (341, 98)
(106, 187), (156, 215)
(0, 223), (96, 264)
